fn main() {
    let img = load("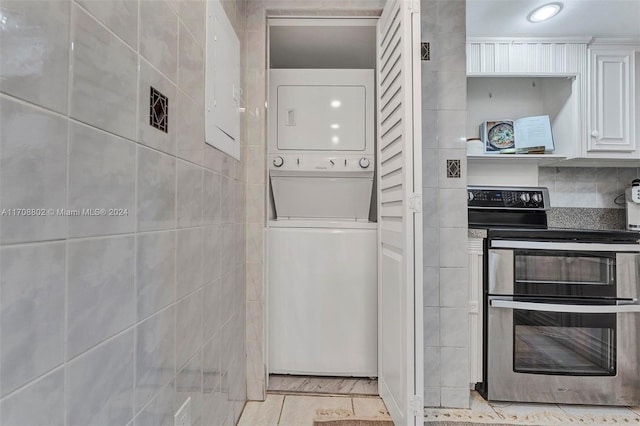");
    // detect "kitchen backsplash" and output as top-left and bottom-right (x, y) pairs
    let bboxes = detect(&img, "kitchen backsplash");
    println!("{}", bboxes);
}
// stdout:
(539, 167), (640, 209)
(547, 208), (626, 230)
